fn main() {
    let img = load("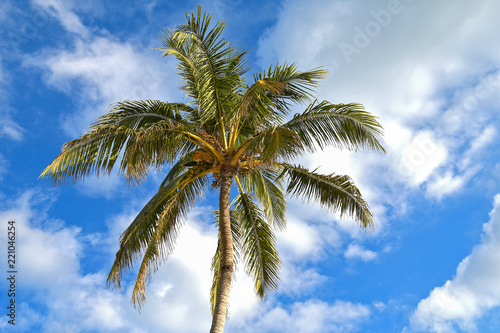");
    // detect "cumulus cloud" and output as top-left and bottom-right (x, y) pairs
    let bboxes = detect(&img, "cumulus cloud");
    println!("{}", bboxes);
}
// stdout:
(32, 0), (89, 36)
(26, 36), (176, 137)
(0, 191), (218, 332)
(10, 1), (500, 331)
(279, 265), (327, 296)
(24, 0), (178, 138)
(468, 126), (497, 154)
(396, 130), (448, 187)
(228, 300), (371, 333)
(344, 244), (377, 261)
(425, 172), (468, 201)
(278, 214), (325, 261)
(425, 124), (497, 200)
(0, 190), (330, 332)
(409, 194), (500, 332)
(257, 0), (500, 203)
(0, 187), (376, 332)
(0, 191), (127, 332)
